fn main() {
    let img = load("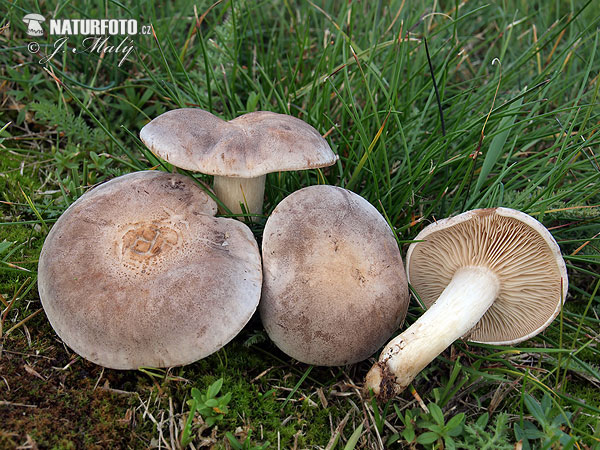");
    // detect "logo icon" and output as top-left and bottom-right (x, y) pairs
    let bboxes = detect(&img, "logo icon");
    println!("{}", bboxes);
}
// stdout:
(23, 13), (45, 36)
